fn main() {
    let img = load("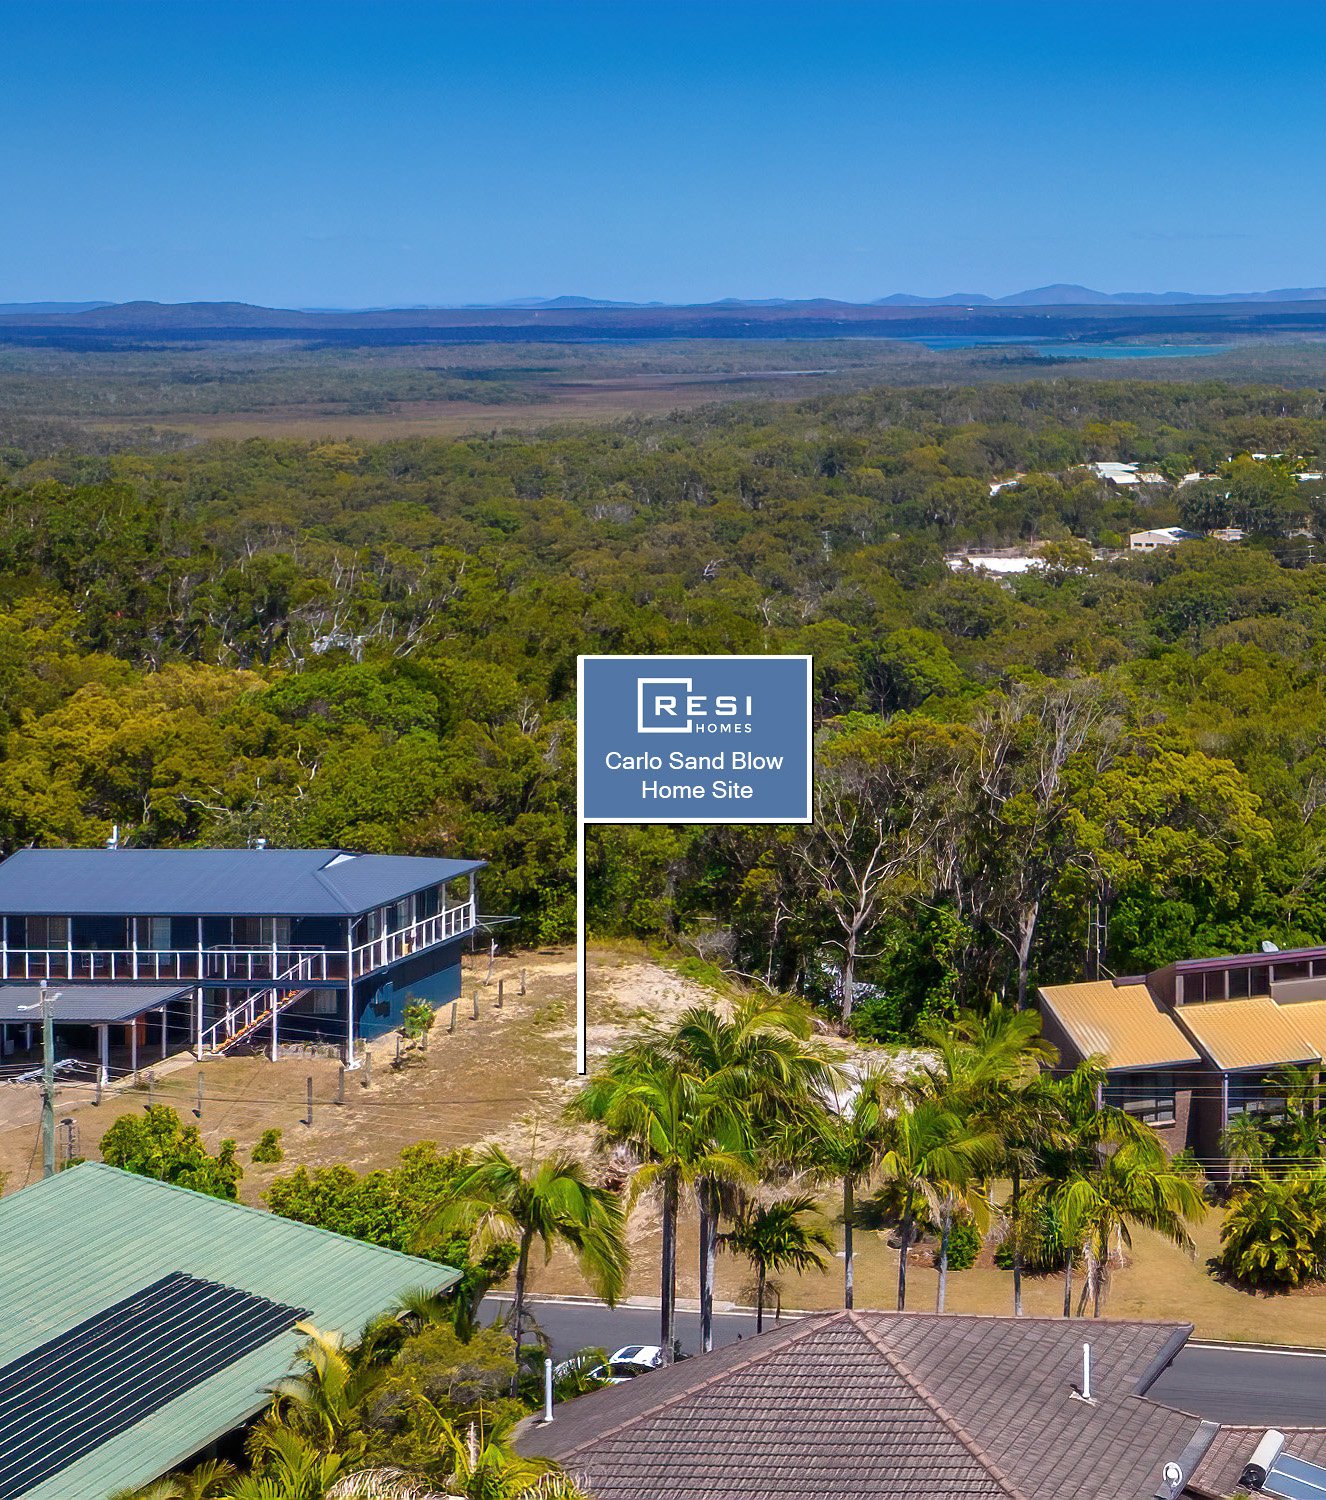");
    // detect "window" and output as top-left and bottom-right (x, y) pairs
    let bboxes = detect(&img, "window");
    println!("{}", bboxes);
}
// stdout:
(1105, 1071), (1177, 1126)
(26, 916), (69, 949)
(1227, 1073), (1287, 1120)
(233, 917), (291, 947)
(135, 917), (173, 952)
